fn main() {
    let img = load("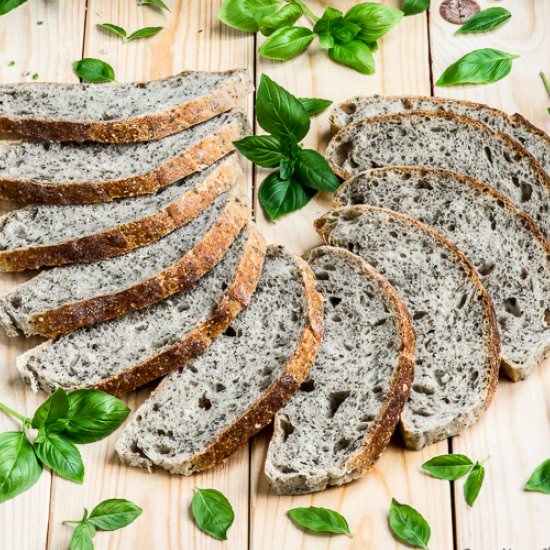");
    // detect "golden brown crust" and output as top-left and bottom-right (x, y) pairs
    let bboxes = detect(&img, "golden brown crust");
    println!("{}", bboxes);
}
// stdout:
(0, 70), (252, 143)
